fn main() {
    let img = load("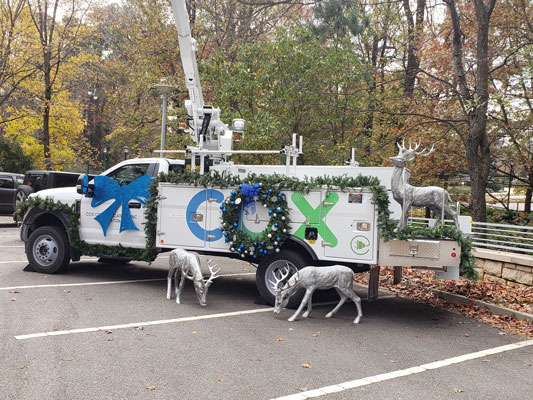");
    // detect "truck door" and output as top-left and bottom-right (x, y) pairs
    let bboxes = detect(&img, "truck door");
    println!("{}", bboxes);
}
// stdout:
(79, 162), (156, 249)
(0, 175), (16, 213)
